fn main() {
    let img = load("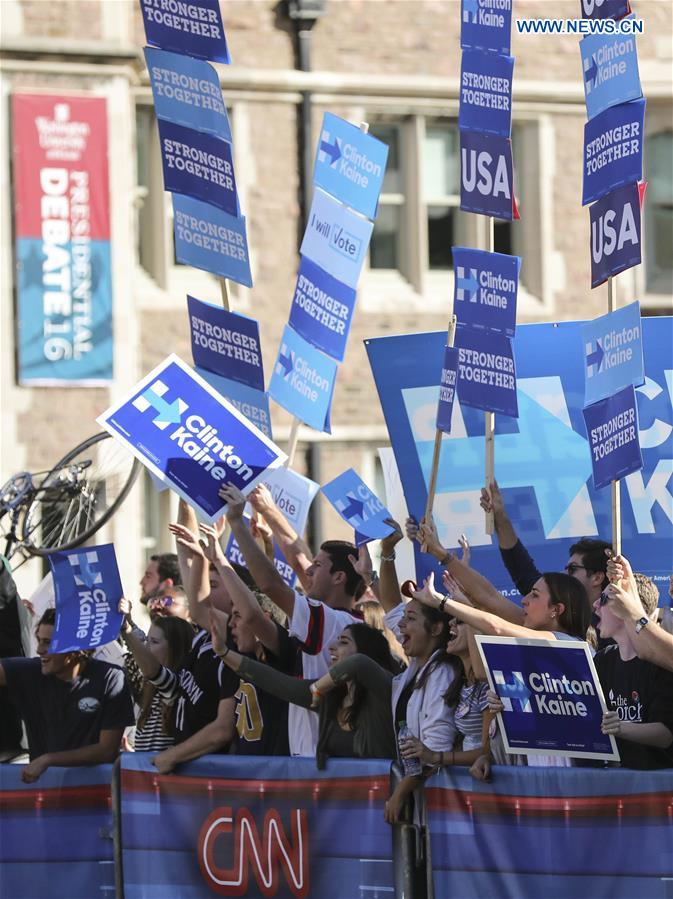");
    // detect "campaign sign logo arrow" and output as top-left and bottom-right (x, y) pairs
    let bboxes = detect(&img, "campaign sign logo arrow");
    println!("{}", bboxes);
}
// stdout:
(69, 552), (103, 589)
(140, 385), (185, 426)
(457, 268), (479, 299)
(341, 494), (365, 522)
(276, 346), (294, 379)
(586, 340), (605, 375)
(584, 55), (599, 91)
(319, 132), (342, 166)
(494, 669), (533, 713)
